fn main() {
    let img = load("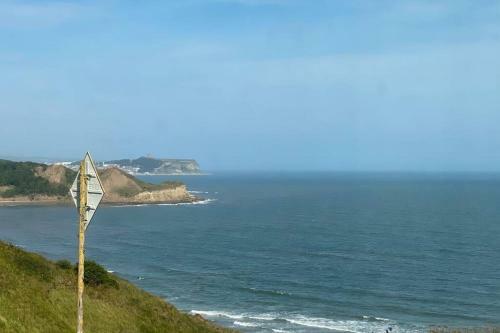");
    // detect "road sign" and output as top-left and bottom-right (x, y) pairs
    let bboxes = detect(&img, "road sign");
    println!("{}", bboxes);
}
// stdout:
(69, 152), (105, 231)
